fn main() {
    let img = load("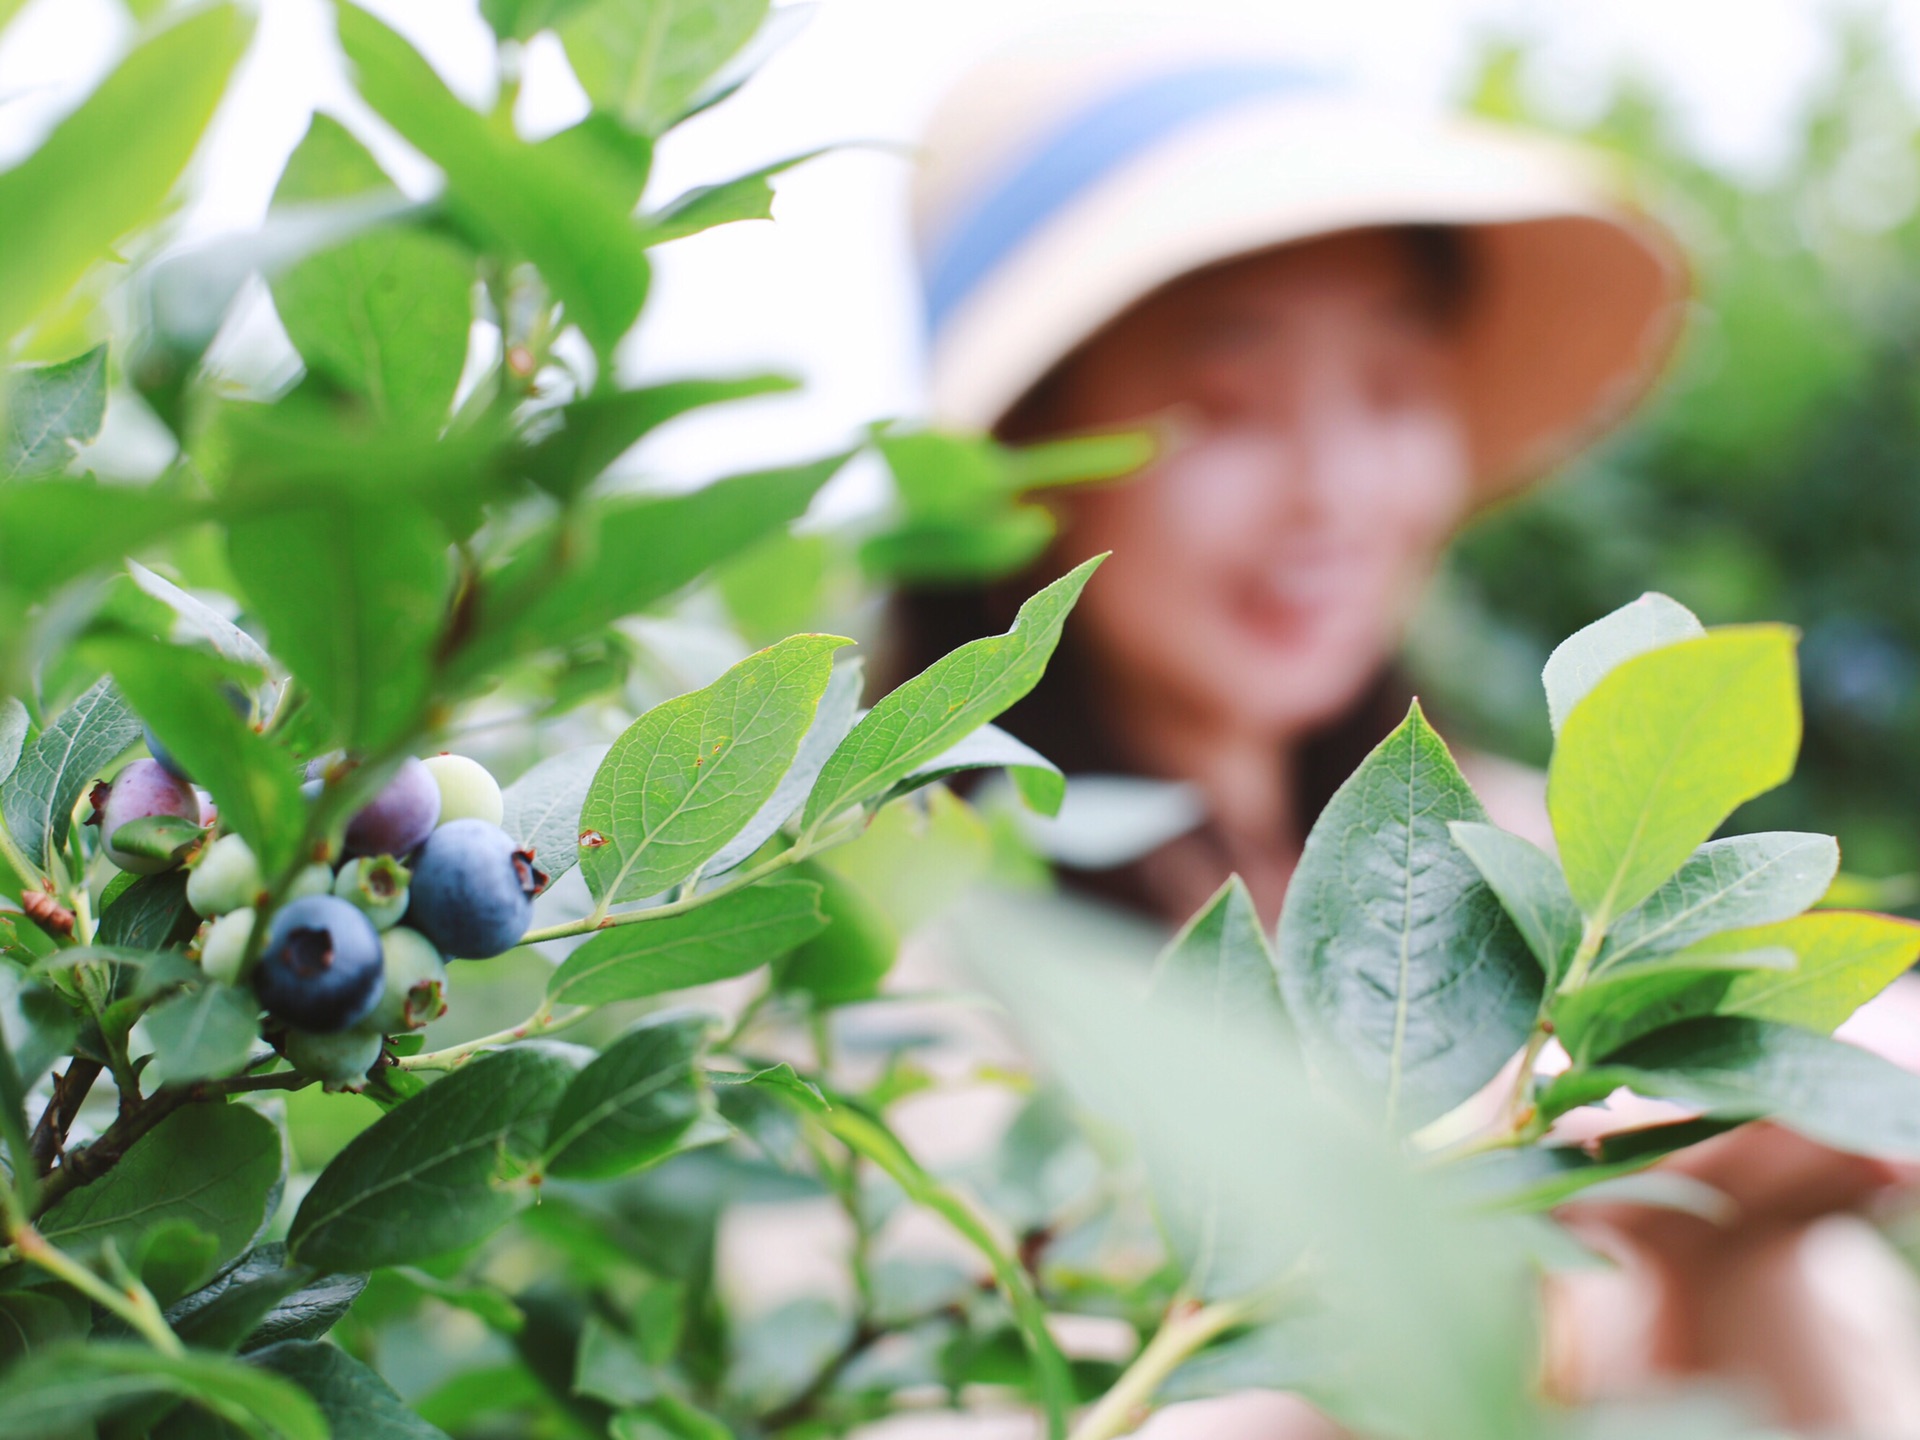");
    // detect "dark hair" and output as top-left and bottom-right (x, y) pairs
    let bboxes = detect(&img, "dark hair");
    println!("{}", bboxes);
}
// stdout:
(879, 225), (1470, 922)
